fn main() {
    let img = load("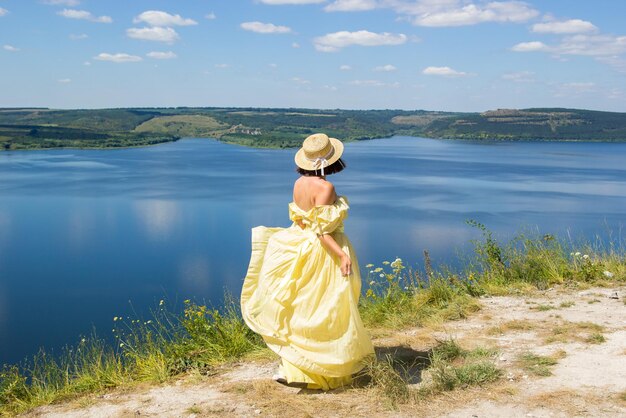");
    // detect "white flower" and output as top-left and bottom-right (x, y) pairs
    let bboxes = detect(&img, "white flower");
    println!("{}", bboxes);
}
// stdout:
(369, 281), (375, 285)
(379, 273), (385, 278)
(582, 254), (589, 260)
(119, 343), (125, 347)
(369, 270), (374, 274)
(603, 270), (614, 278)
(575, 252), (581, 256)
